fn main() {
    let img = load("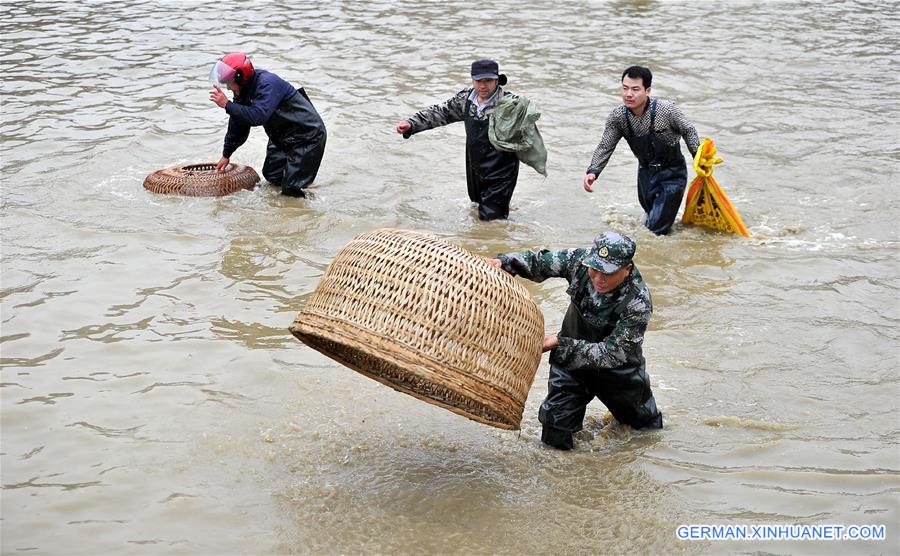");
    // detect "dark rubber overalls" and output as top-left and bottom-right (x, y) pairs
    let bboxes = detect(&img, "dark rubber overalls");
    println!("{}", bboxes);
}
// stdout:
(625, 99), (687, 235)
(539, 268), (663, 450)
(463, 98), (519, 220)
(261, 87), (327, 197)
